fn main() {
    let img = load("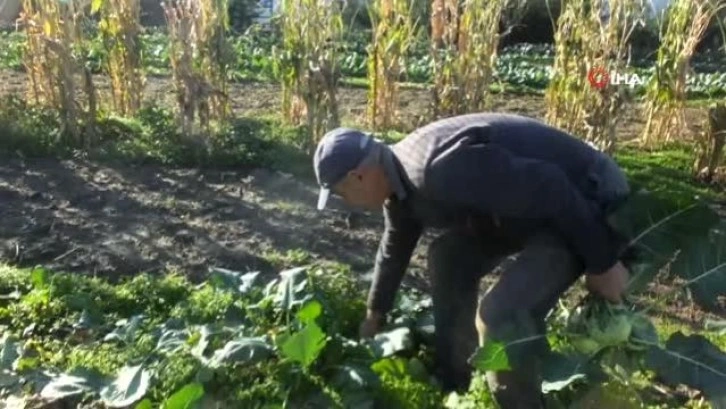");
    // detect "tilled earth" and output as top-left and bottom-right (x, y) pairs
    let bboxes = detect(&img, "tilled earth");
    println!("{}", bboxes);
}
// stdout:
(0, 157), (415, 281)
